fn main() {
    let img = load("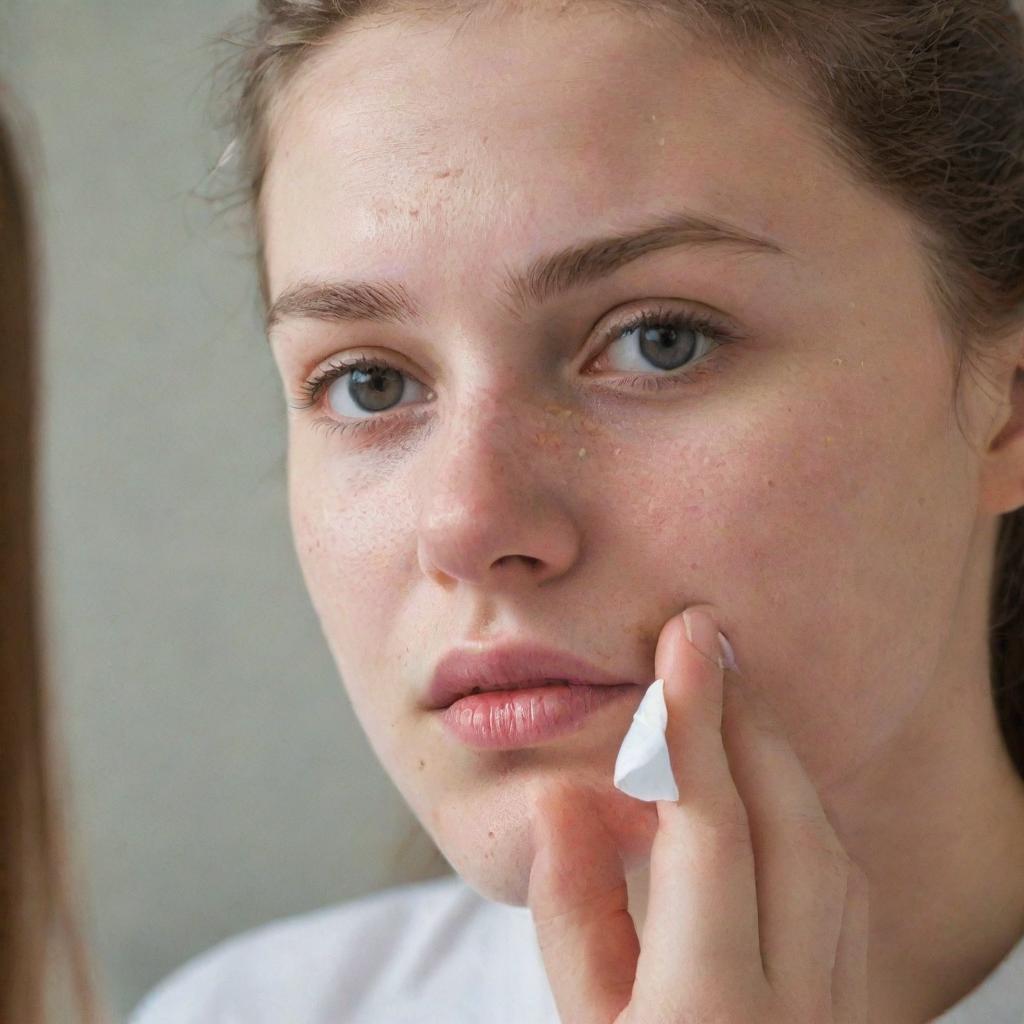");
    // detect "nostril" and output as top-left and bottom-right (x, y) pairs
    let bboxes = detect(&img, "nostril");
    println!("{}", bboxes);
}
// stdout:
(494, 554), (539, 569)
